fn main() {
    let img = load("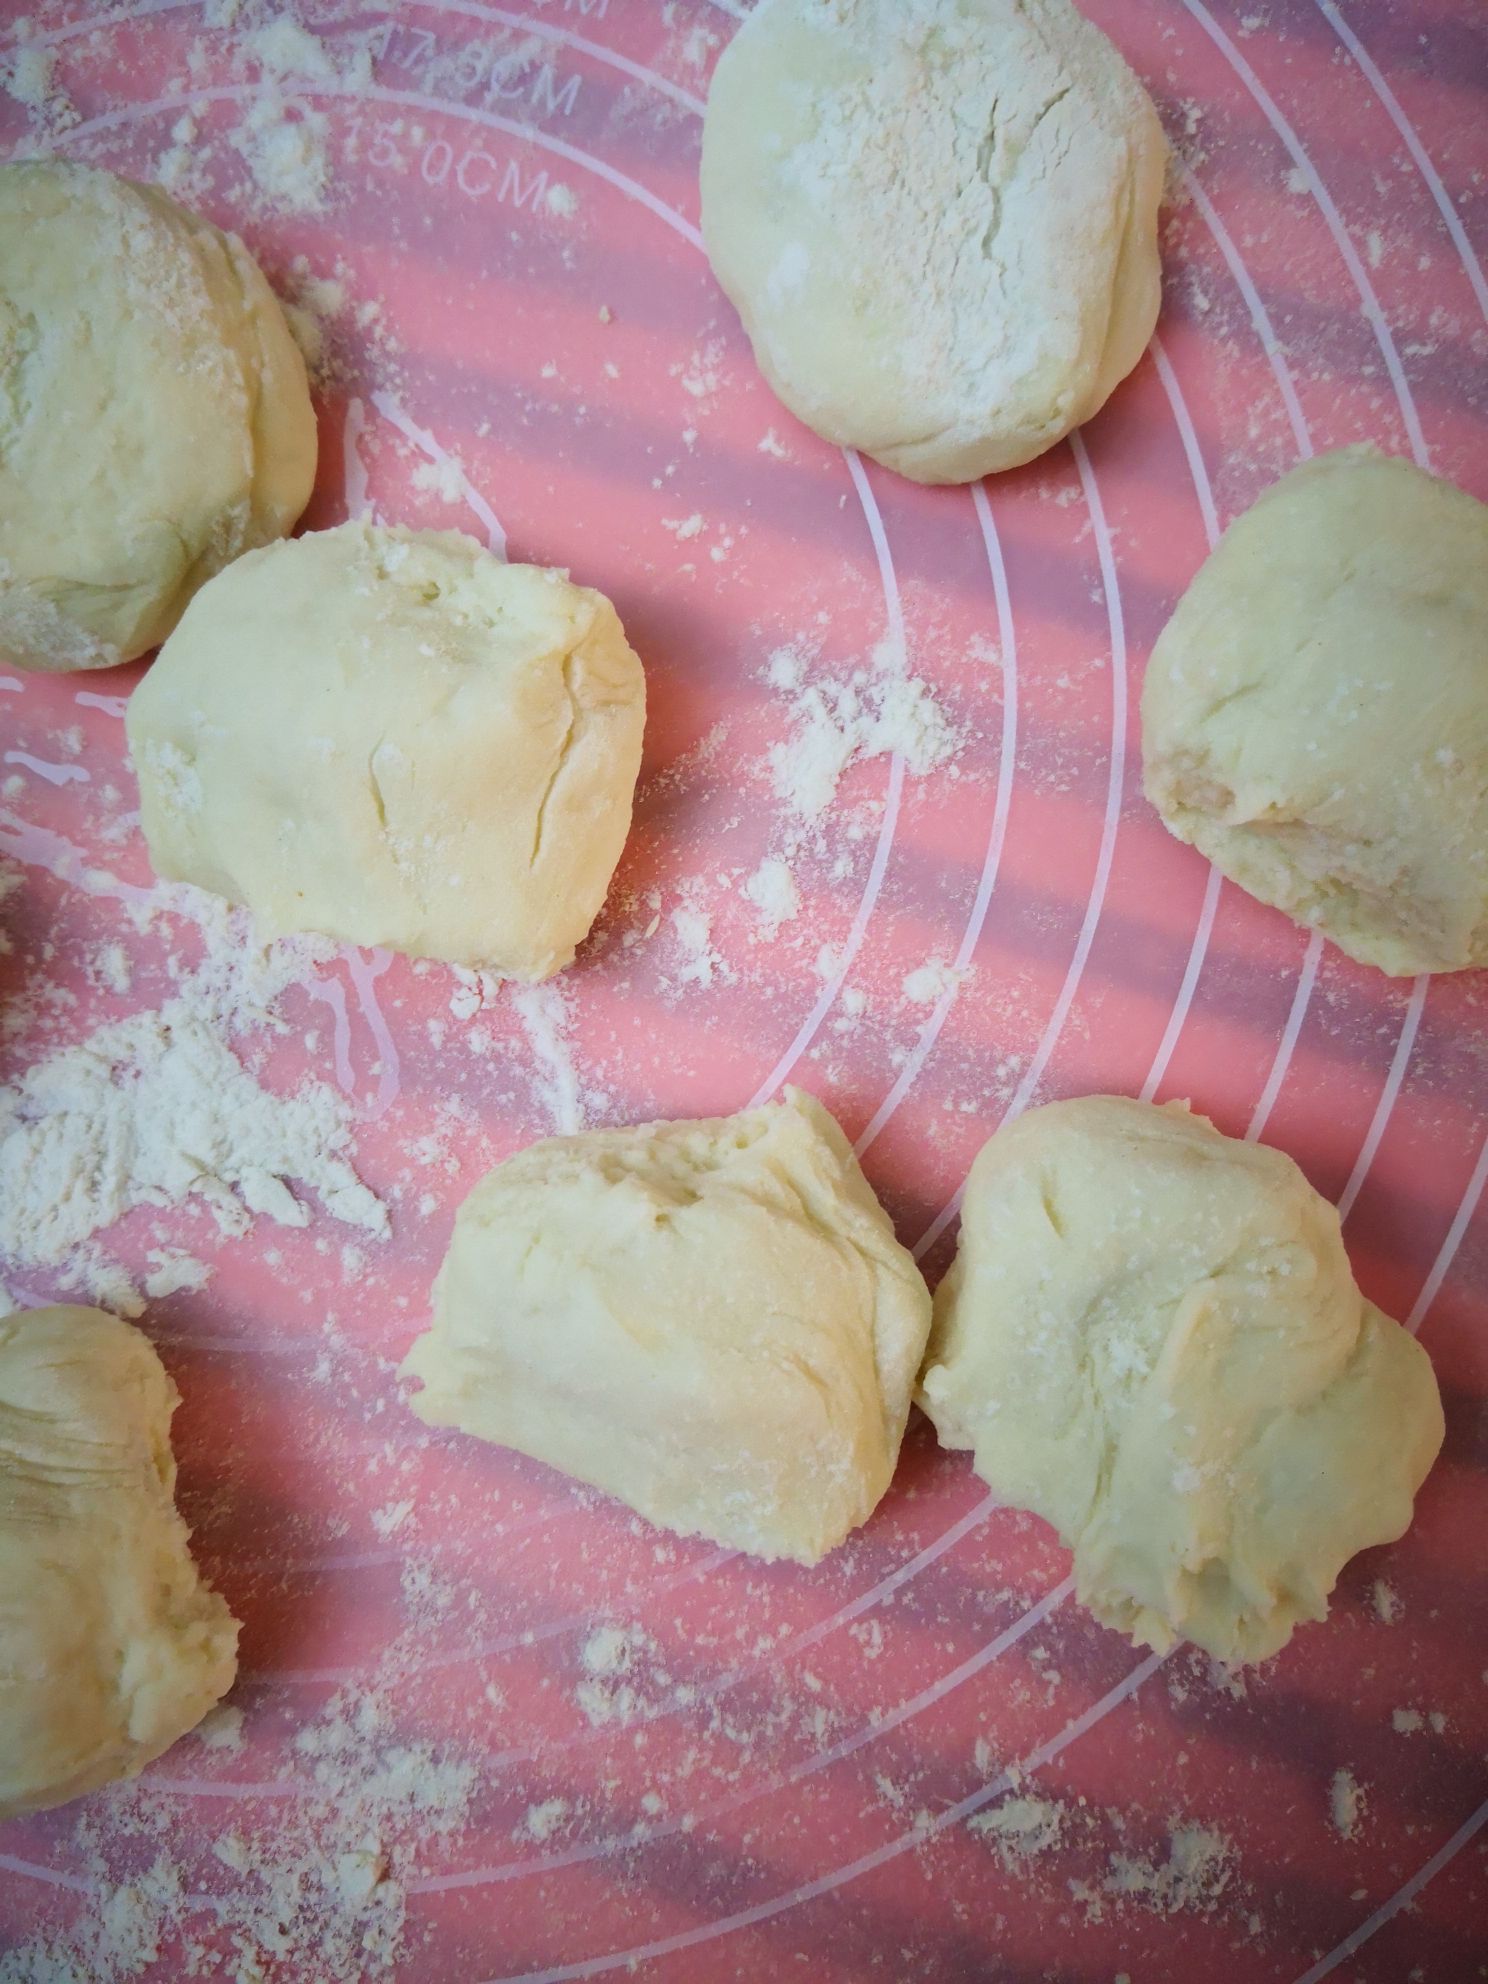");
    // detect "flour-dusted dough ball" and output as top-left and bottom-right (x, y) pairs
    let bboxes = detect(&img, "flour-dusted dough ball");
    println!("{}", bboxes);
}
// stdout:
(401, 1088), (932, 1564)
(0, 1306), (238, 1818)
(1143, 448), (1488, 976)
(0, 161), (315, 673)
(920, 1098), (1443, 1664)
(699, 0), (1166, 484)
(127, 523), (646, 980)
